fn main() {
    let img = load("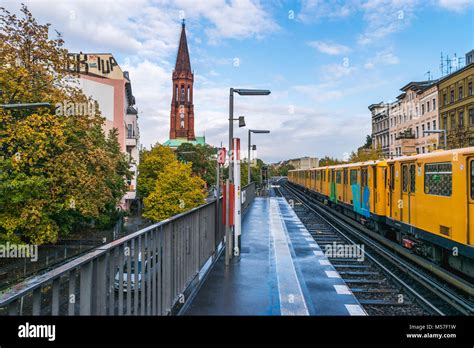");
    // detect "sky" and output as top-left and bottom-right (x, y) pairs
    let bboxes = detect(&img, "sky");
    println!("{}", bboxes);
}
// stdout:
(4, 0), (474, 163)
